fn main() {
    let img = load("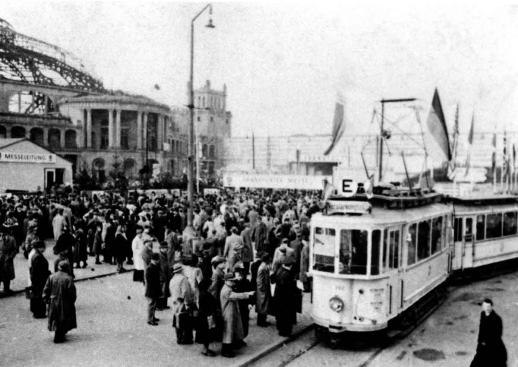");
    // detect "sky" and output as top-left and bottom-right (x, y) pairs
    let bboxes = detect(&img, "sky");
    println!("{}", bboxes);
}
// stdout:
(2, 1), (518, 139)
